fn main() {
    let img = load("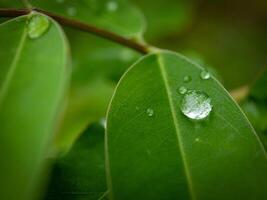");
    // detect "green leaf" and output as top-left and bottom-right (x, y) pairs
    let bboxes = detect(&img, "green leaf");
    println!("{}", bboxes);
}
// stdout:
(106, 51), (267, 199)
(0, 0), (23, 8)
(30, 0), (145, 38)
(54, 29), (141, 153)
(241, 69), (267, 149)
(45, 123), (107, 200)
(250, 70), (267, 101)
(0, 14), (69, 200)
(131, 0), (194, 40)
